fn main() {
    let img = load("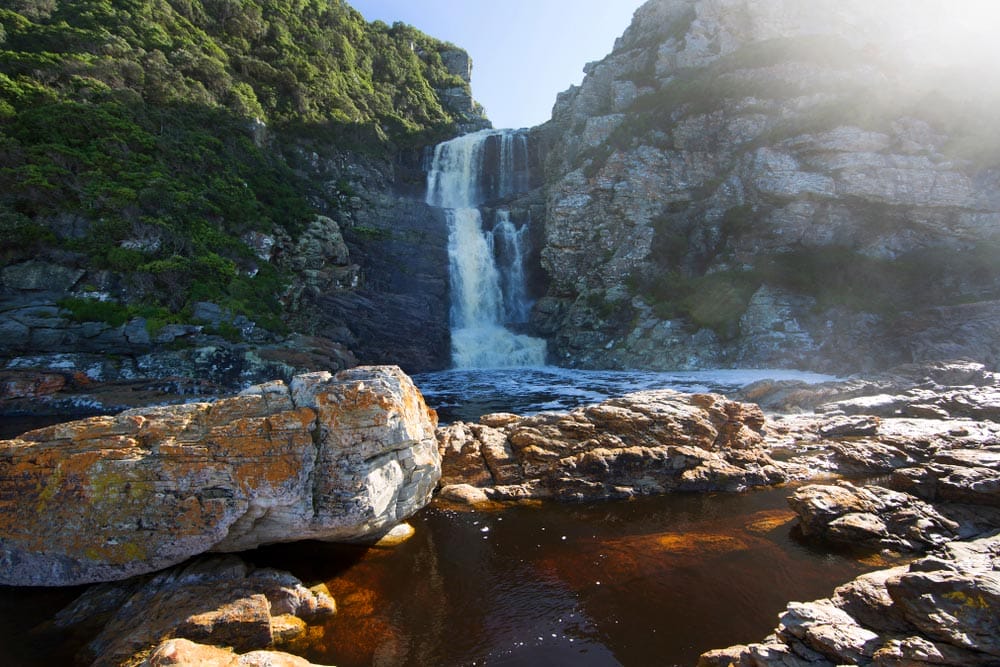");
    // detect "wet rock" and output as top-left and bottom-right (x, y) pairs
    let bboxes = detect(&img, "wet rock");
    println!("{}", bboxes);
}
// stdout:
(437, 389), (782, 502)
(45, 556), (334, 667)
(0, 366), (440, 586)
(789, 482), (959, 552)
